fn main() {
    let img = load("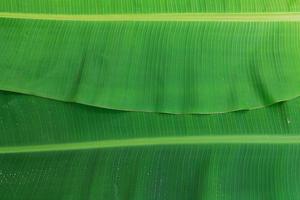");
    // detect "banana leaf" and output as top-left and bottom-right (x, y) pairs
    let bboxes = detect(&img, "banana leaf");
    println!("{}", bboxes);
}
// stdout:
(1, 0), (300, 14)
(1, 18), (300, 113)
(1, 92), (300, 199)
(1, 0), (300, 199)
(1, 91), (300, 147)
